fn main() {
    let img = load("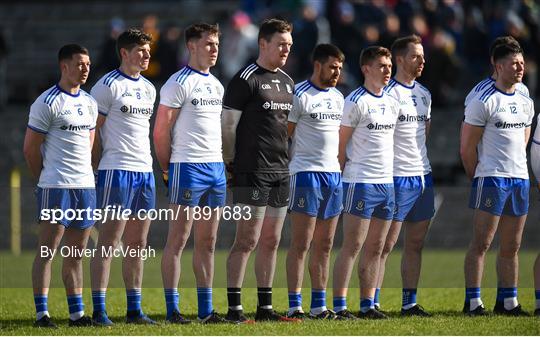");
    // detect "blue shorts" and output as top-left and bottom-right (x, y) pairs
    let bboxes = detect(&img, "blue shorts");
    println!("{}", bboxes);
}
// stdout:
(288, 172), (343, 220)
(169, 162), (226, 207)
(469, 177), (529, 216)
(393, 173), (435, 222)
(343, 182), (395, 220)
(37, 188), (96, 229)
(97, 170), (155, 212)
